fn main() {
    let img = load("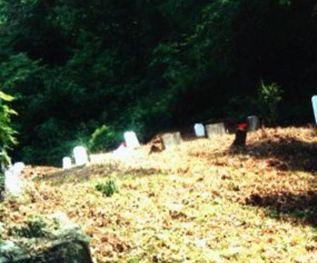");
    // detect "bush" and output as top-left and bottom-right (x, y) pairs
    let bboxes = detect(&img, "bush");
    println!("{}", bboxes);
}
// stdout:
(0, 90), (17, 198)
(95, 179), (118, 197)
(257, 81), (283, 125)
(89, 125), (119, 153)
